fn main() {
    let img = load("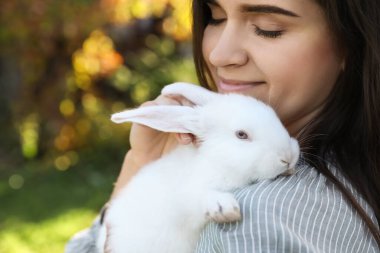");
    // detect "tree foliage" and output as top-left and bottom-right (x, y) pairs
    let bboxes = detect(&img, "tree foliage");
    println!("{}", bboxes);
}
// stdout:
(0, 0), (196, 172)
